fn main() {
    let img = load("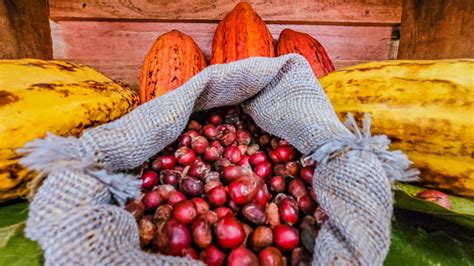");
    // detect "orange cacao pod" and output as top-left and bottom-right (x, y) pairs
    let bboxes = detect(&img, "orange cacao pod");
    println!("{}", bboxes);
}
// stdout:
(139, 30), (206, 103)
(211, 2), (274, 64)
(277, 29), (335, 77)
